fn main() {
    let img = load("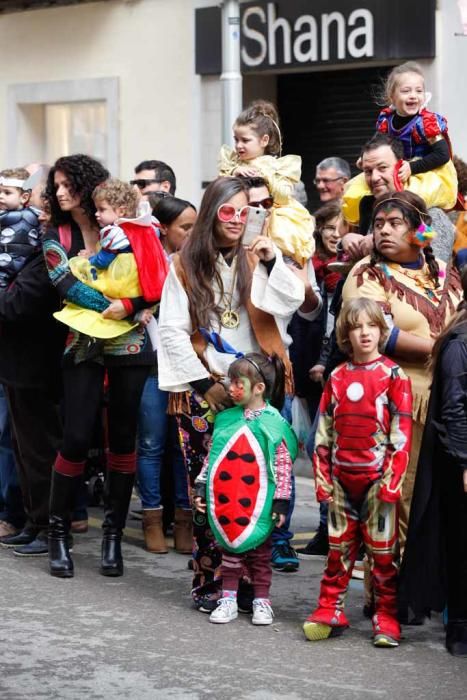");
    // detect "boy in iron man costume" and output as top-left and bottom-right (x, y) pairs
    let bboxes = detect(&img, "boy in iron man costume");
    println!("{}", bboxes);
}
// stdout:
(303, 298), (413, 648)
